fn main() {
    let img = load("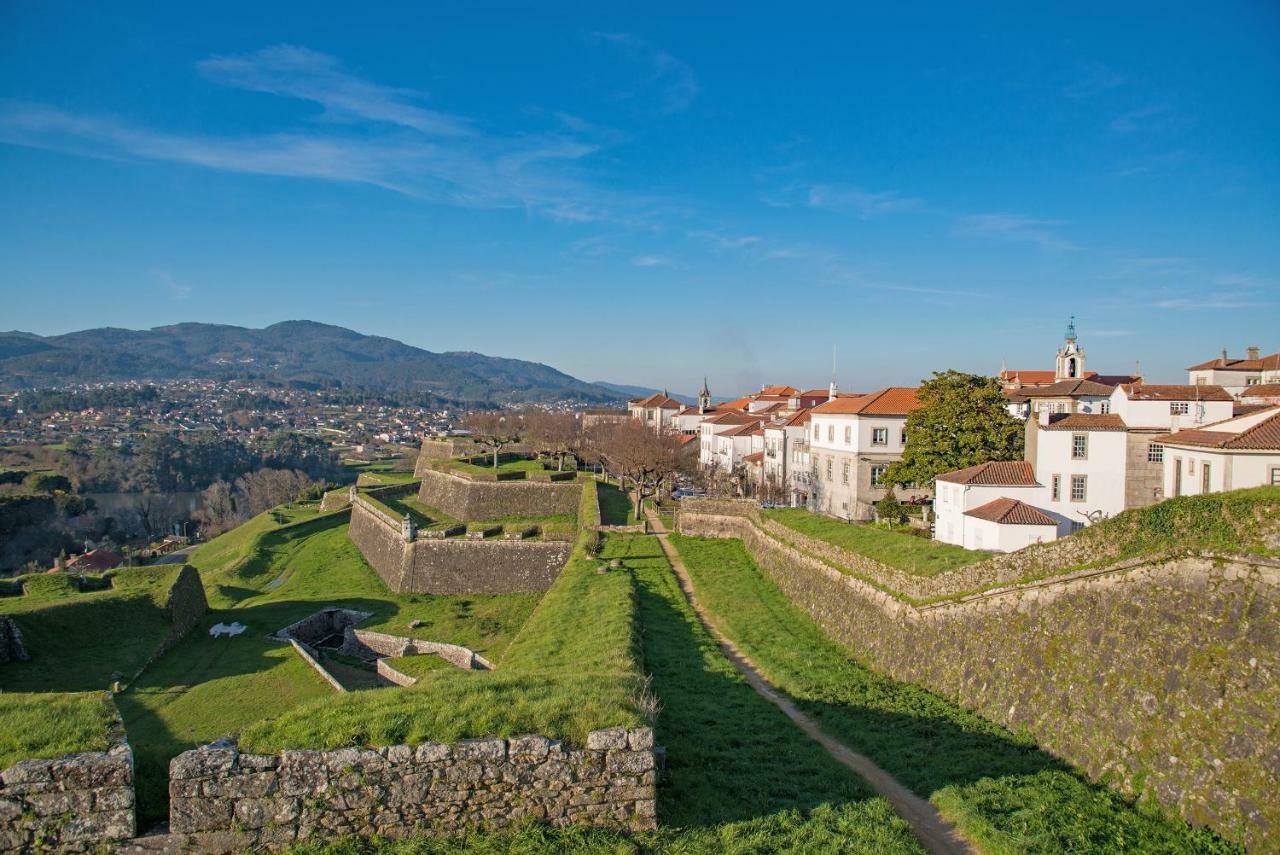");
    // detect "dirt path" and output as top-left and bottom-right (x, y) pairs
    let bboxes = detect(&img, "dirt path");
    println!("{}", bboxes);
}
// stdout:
(643, 508), (976, 855)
